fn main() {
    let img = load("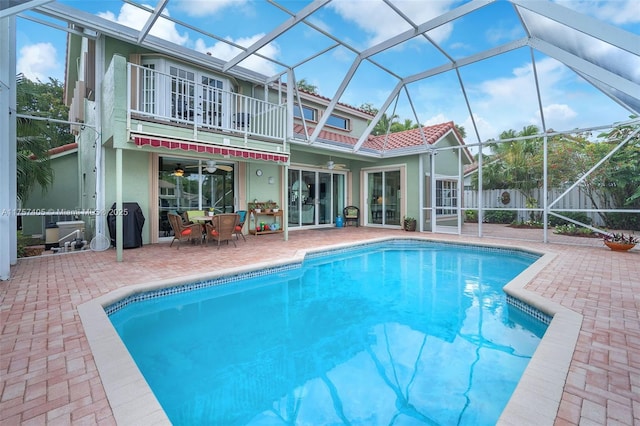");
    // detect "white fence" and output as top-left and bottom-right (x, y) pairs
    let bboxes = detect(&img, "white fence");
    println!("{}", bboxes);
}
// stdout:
(463, 188), (606, 226)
